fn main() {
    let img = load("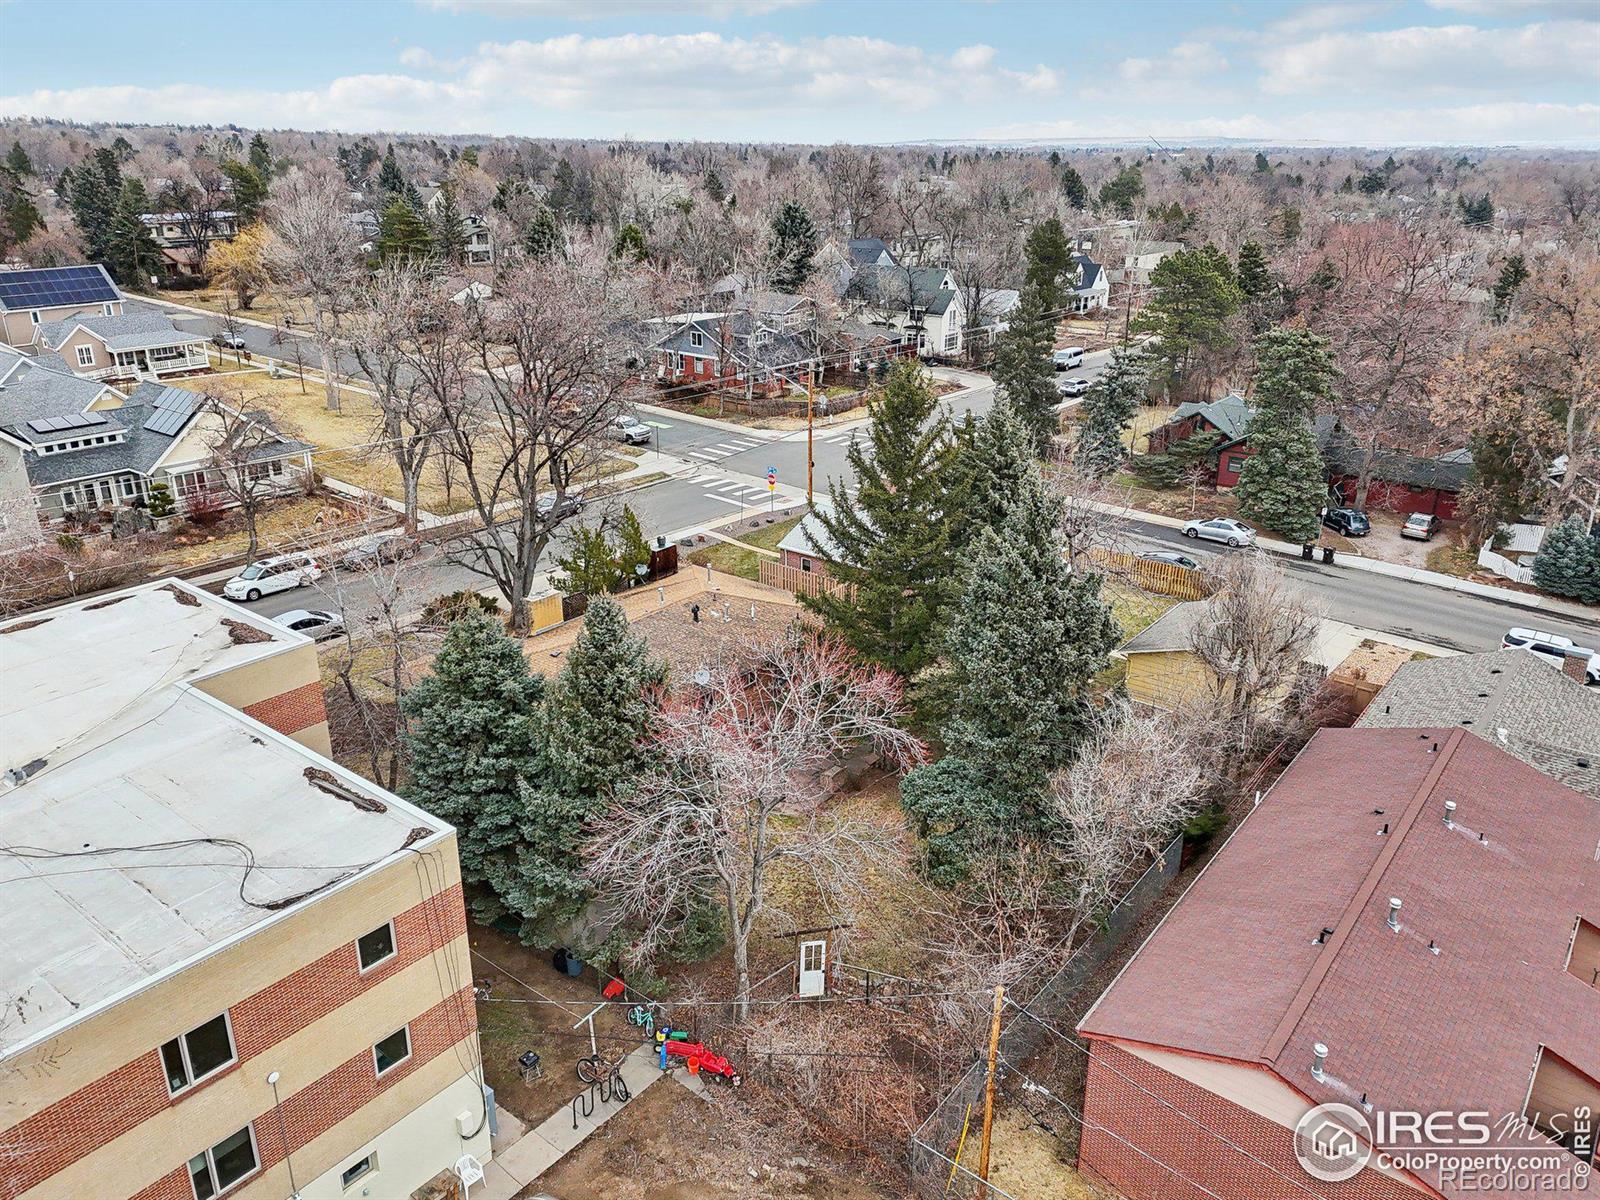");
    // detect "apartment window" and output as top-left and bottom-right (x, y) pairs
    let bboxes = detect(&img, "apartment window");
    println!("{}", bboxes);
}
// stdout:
(162, 1012), (237, 1094)
(75, 345), (95, 368)
(1526, 1047), (1599, 1164)
(340, 1154), (377, 1189)
(373, 1026), (411, 1076)
(943, 332), (958, 352)
(187, 1125), (258, 1199)
(356, 921), (397, 971)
